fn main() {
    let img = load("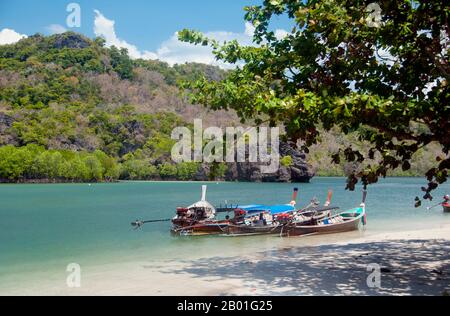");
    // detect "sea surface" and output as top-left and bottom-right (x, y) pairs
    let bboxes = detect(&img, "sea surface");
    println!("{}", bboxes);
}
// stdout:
(0, 177), (449, 293)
